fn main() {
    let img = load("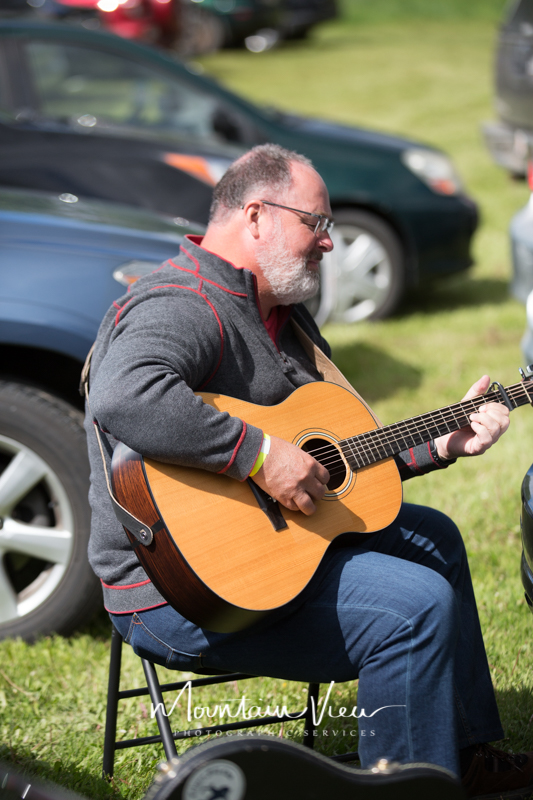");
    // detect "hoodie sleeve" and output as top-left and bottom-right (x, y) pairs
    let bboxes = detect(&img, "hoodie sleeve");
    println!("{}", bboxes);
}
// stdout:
(89, 286), (263, 481)
(395, 441), (456, 481)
